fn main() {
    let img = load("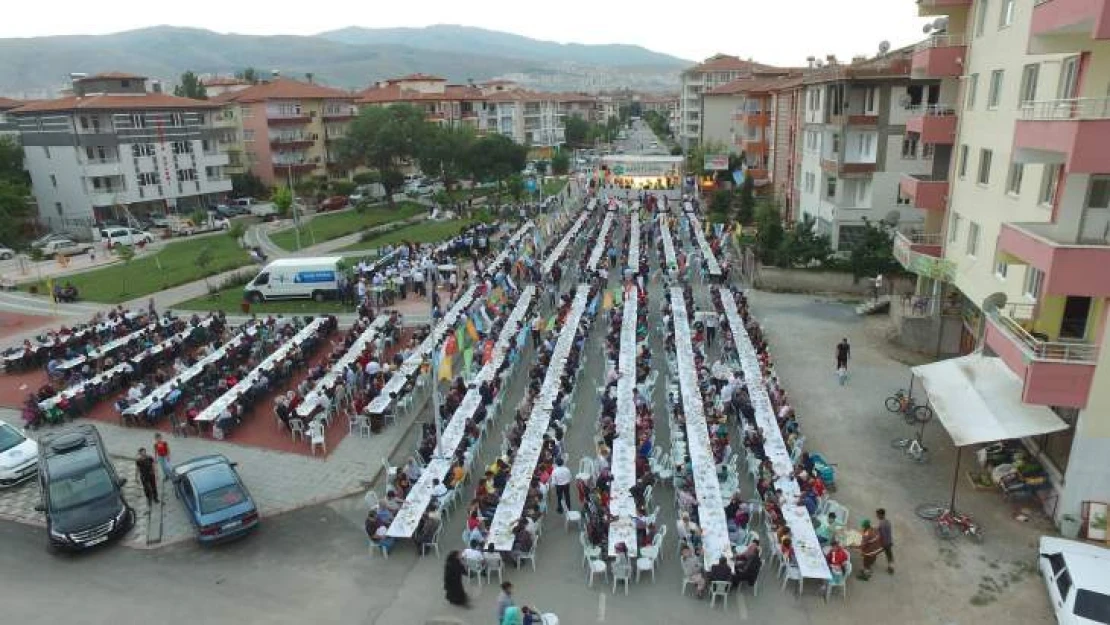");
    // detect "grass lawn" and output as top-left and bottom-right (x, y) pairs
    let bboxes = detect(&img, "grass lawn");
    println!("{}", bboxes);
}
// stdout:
(339, 218), (487, 253)
(175, 287), (354, 314)
(28, 236), (251, 304)
(269, 201), (424, 251)
(542, 177), (568, 197)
